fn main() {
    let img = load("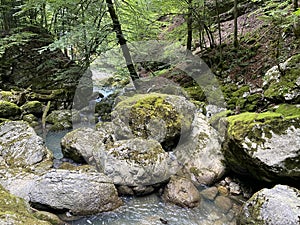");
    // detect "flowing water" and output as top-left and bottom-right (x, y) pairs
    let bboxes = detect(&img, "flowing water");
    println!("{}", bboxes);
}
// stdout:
(70, 194), (237, 225)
